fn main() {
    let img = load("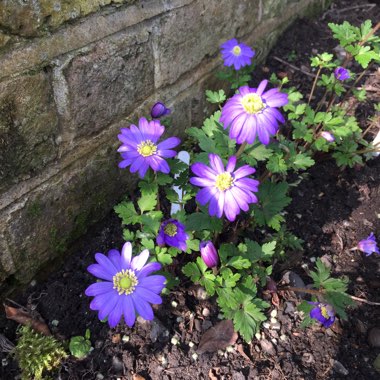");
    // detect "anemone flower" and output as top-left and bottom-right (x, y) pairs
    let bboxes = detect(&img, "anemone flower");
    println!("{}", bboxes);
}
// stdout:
(157, 219), (189, 251)
(190, 154), (259, 222)
(151, 102), (171, 119)
(117, 117), (180, 178)
(357, 233), (379, 256)
(220, 80), (288, 145)
(334, 67), (350, 81)
(308, 302), (335, 328)
(200, 241), (219, 268)
(85, 242), (166, 328)
(220, 38), (255, 70)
